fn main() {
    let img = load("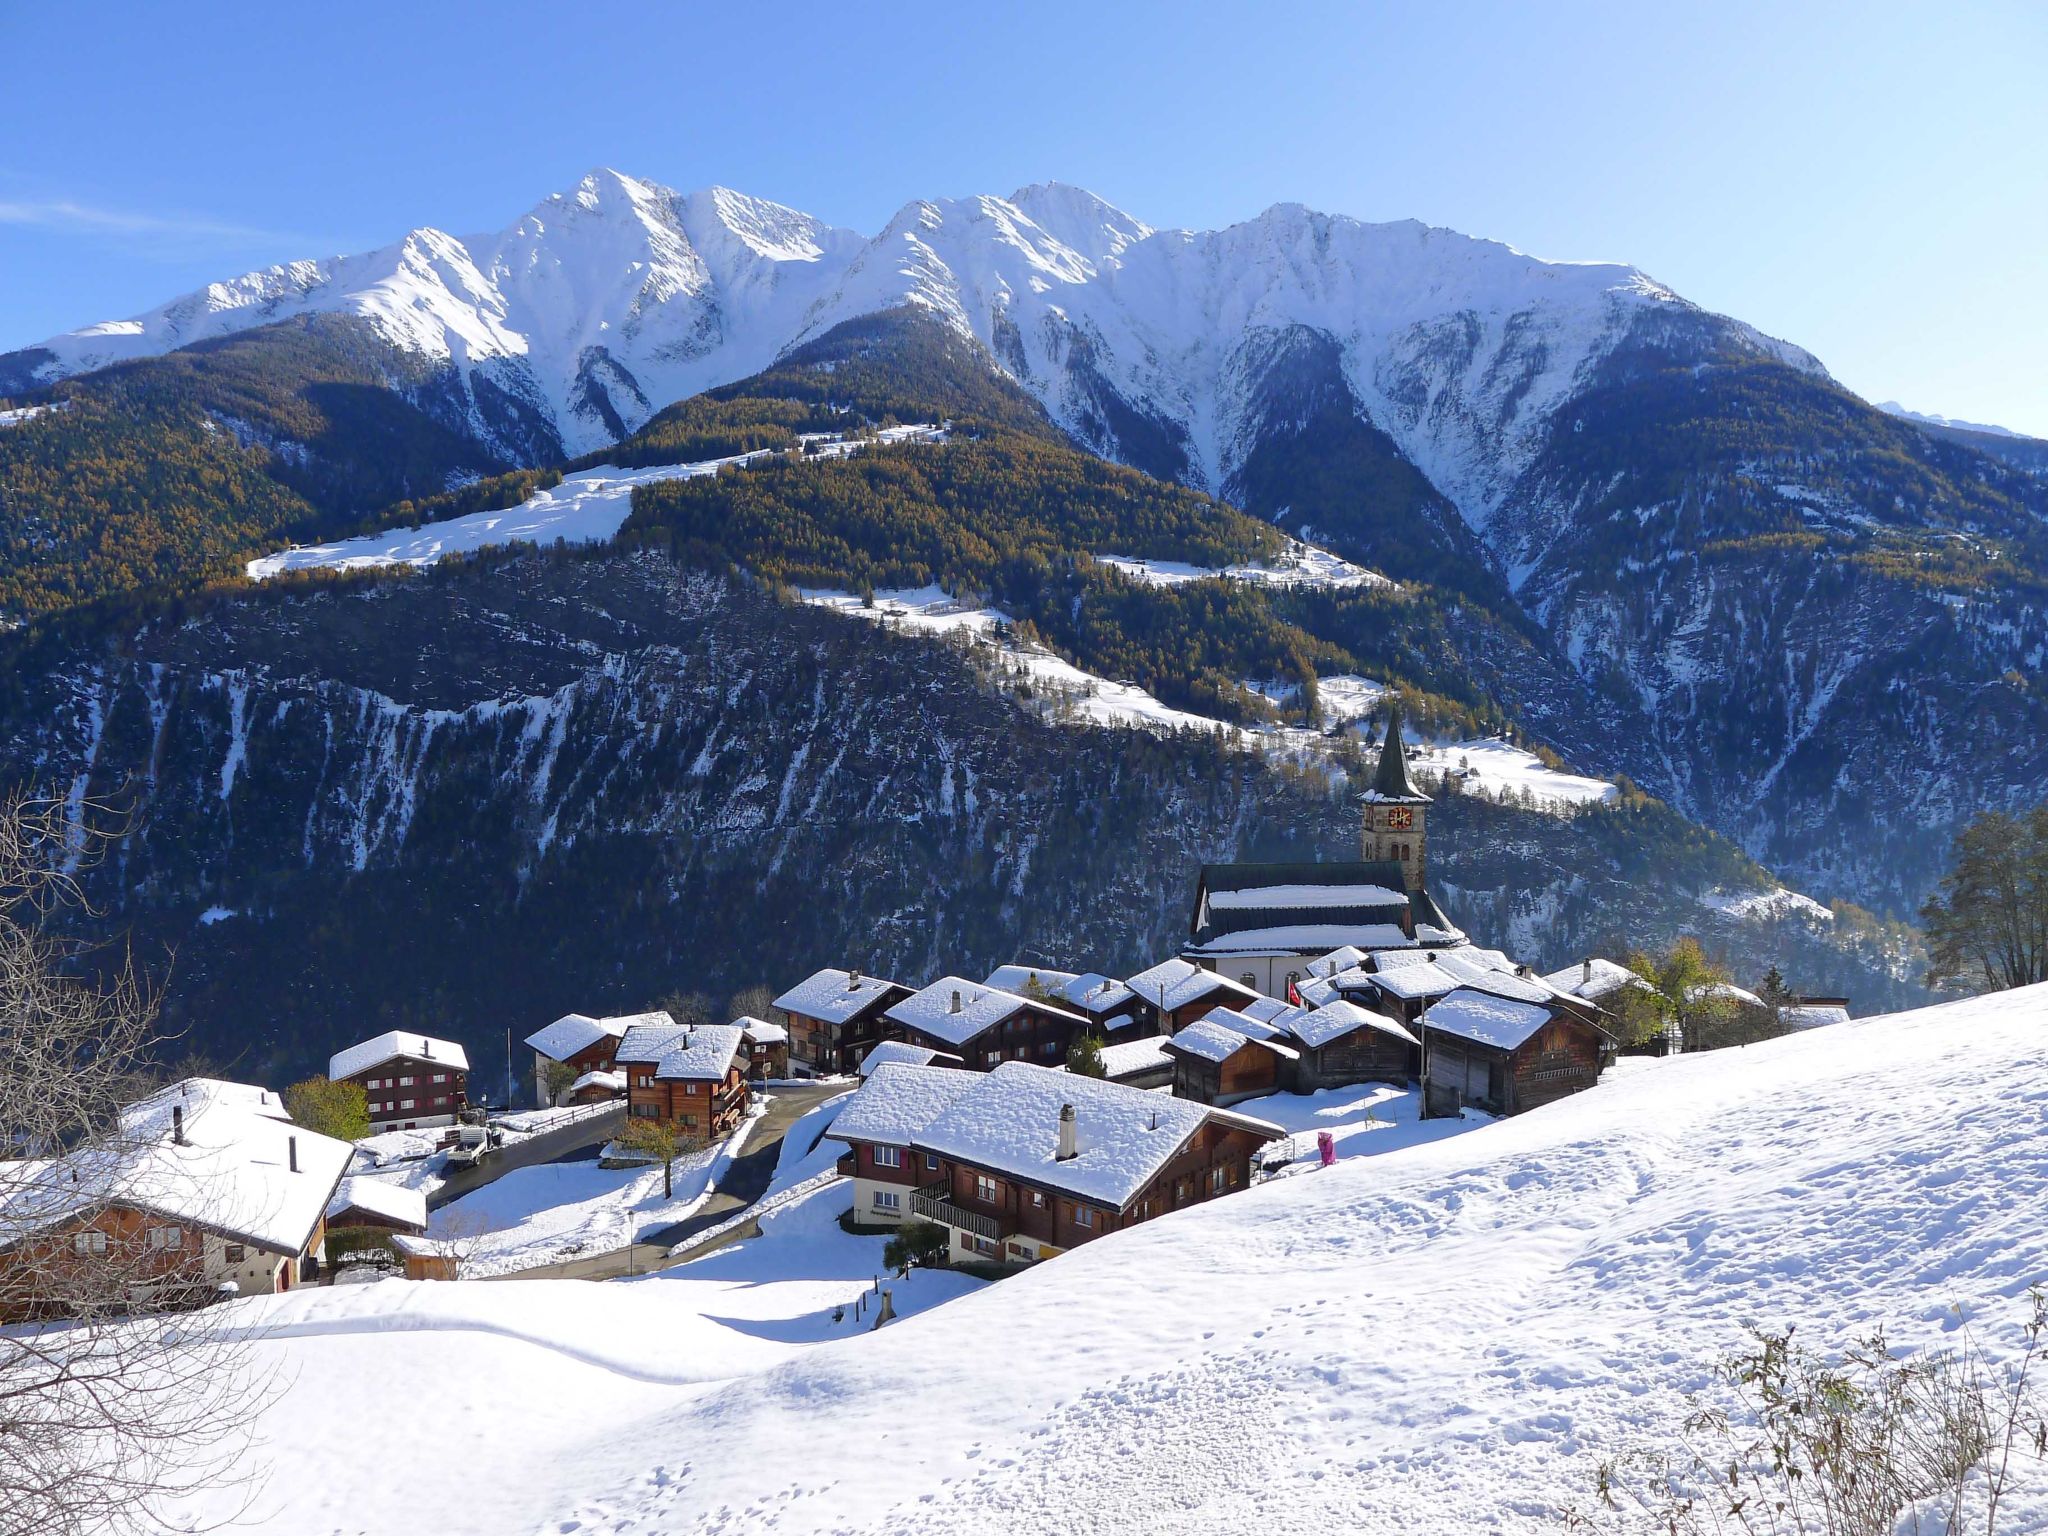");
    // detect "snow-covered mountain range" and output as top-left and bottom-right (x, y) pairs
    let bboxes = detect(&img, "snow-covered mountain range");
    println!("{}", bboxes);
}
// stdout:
(7, 167), (1815, 507)
(7, 169), (2045, 921)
